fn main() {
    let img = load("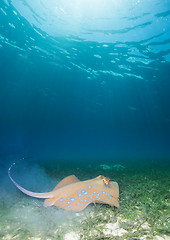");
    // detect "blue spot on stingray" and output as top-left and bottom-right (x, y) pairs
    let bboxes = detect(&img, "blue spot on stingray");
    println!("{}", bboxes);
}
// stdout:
(79, 198), (83, 202)
(77, 203), (80, 206)
(106, 194), (108, 197)
(84, 200), (87, 202)
(104, 199), (108, 202)
(81, 190), (86, 193)
(102, 191), (105, 194)
(93, 191), (96, 194)
(97, 193), (100, 196)
(70, 198), (75, 201)
(109, 198), (112, 200)
(60, 198), (64, 202)
(68, 205), (71, 208)
(78, 193), (83, 197)
(84, 192), (88, 195)
(67, 201), (70, 204)
(81, 203), (84, 206)
(88, 186), (92, 188)
(67, 197), (70, 199)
